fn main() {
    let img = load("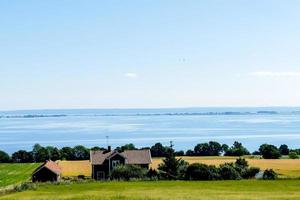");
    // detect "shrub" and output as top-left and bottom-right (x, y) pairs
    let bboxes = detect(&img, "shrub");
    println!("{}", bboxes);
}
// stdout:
(185, 163), (220, 180)
(235, 158), (248, 169)
(14, 182), (37, 192)
(289, 151), (299, 159)
(110, 165), (147, 181)
(77, 175), (85, 180)
(241, 167), (260, 179)
(219, 163), (241, 180)
(147, 168), (159, 179)
(263, 169), (277, 180)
